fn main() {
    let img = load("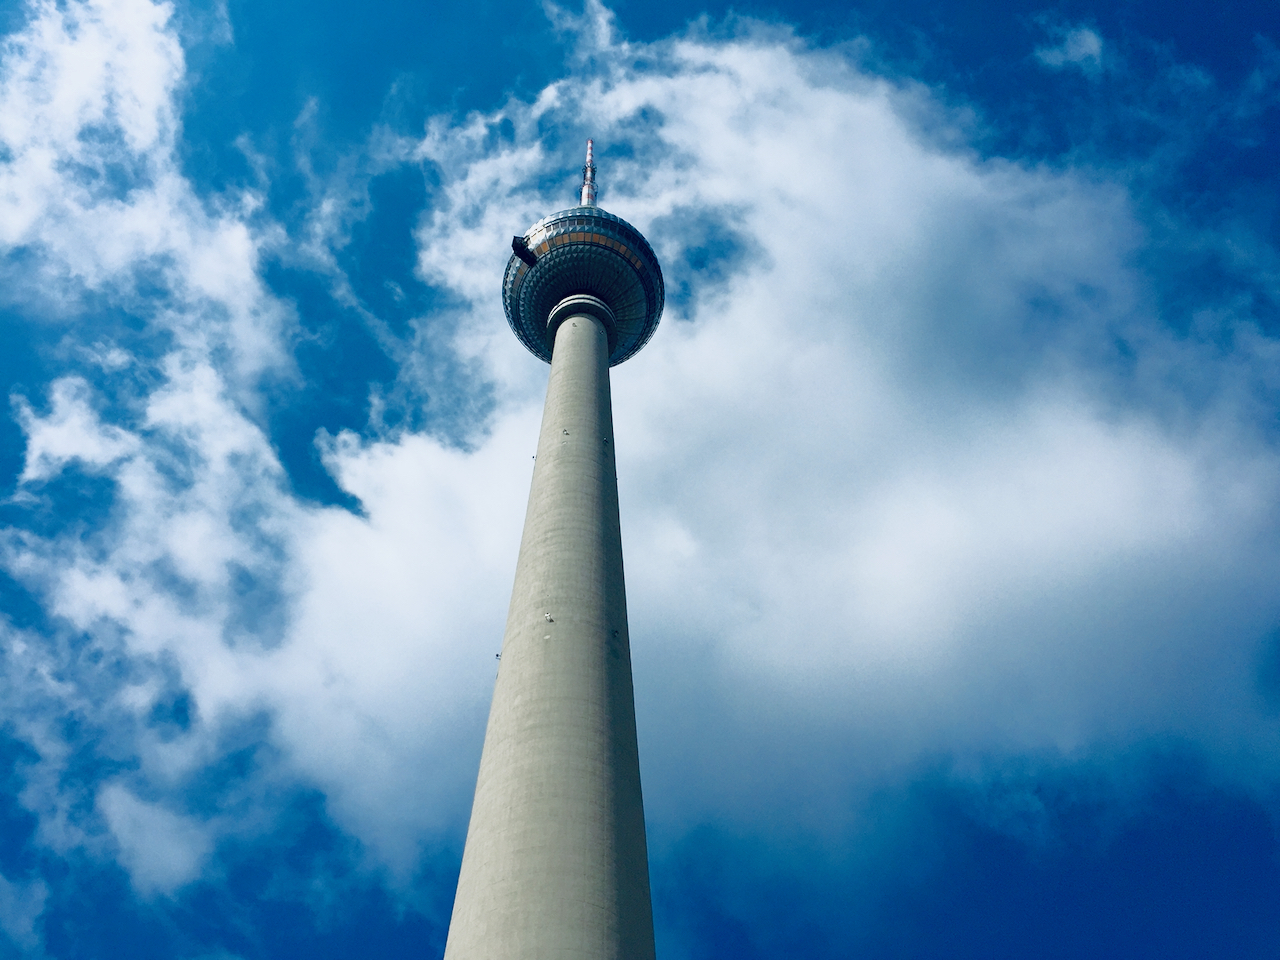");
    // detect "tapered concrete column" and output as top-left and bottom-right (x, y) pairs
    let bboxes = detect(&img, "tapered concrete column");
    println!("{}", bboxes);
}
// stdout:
(444, 310), (656, 960)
